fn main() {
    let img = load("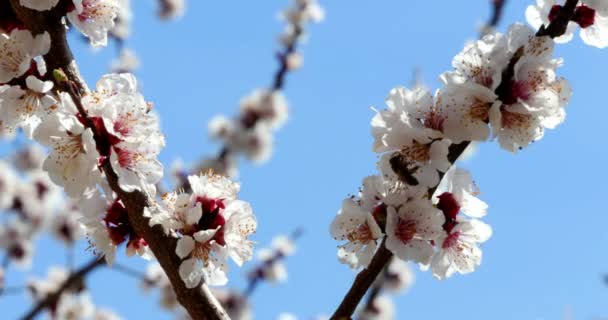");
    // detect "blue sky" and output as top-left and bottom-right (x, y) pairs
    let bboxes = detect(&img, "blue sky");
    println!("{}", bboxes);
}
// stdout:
(3, 0), (608, 319)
